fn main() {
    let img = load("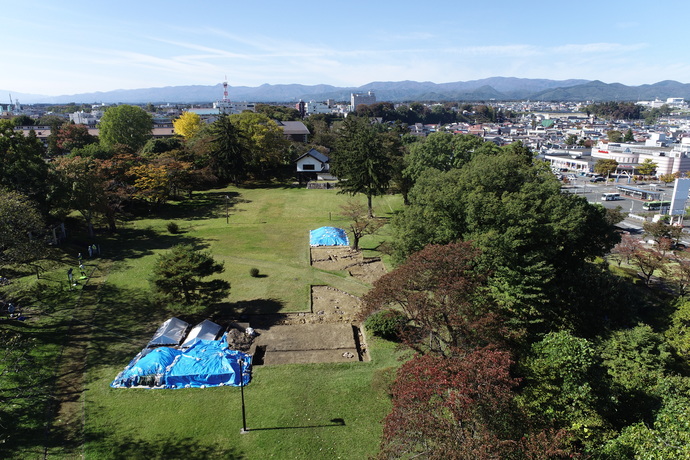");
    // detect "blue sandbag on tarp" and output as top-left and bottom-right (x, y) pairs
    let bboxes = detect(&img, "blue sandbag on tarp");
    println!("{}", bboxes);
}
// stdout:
(309, 226), (349, 247)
